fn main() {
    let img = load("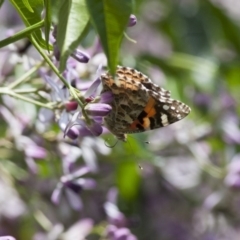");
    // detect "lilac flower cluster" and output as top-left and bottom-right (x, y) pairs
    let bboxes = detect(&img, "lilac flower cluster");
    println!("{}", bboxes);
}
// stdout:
(51, 166), (96, 210)
(0, 12), (139, 240)
(43, 15), (138, 143)
(40, 67), (113, 141)
(104, 189), (137, 240)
